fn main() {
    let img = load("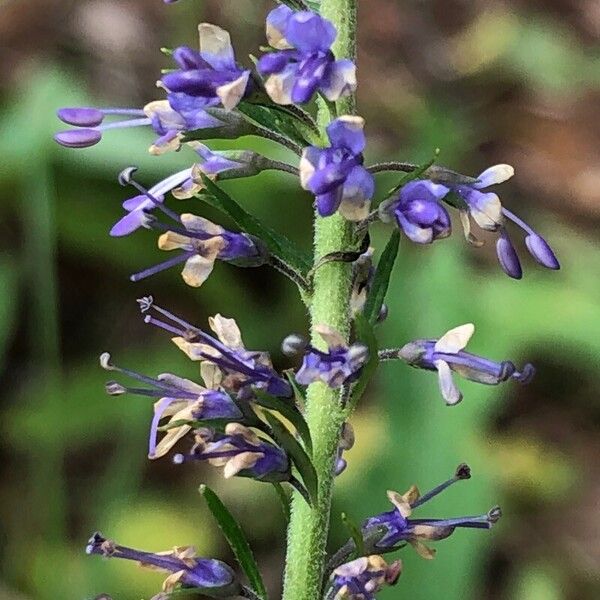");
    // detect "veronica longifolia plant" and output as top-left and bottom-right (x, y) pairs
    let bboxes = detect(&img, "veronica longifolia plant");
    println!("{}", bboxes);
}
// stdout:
(56, 0), (560, 598)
